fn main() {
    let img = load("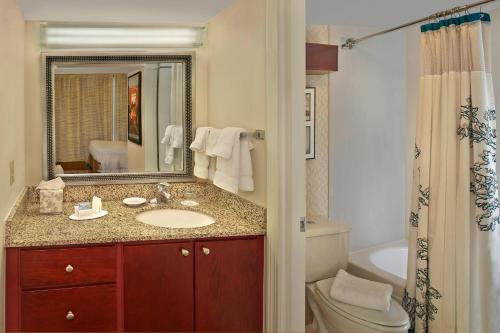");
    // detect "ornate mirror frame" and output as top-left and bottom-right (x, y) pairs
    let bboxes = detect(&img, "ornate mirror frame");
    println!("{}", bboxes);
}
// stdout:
(42, 53), (194, 182)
